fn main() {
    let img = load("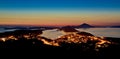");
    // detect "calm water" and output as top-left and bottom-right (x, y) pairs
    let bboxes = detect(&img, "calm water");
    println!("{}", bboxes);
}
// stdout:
(76, 28), (120, 38)
(41, 29), (64, 39)
(41, 28), (120, 39)
(0, 28), (18, 33)
(0, 28), (120, 39)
